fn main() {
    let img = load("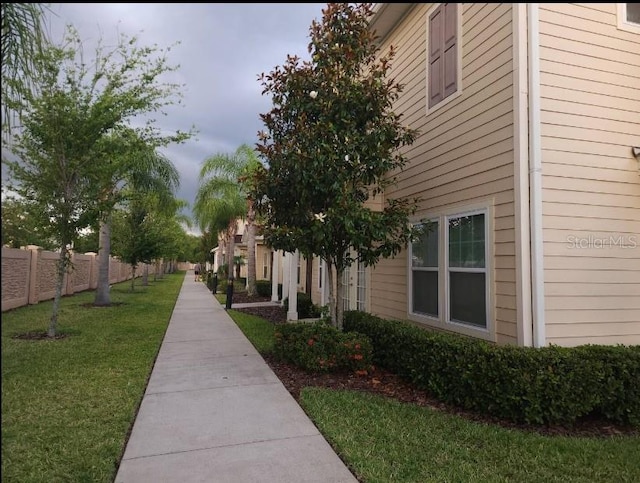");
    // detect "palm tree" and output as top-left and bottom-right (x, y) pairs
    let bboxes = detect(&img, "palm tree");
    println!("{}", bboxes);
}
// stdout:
(193, 144), (263, 296)
(93, 129), (180, 306)
(1, 3), (50, 134)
